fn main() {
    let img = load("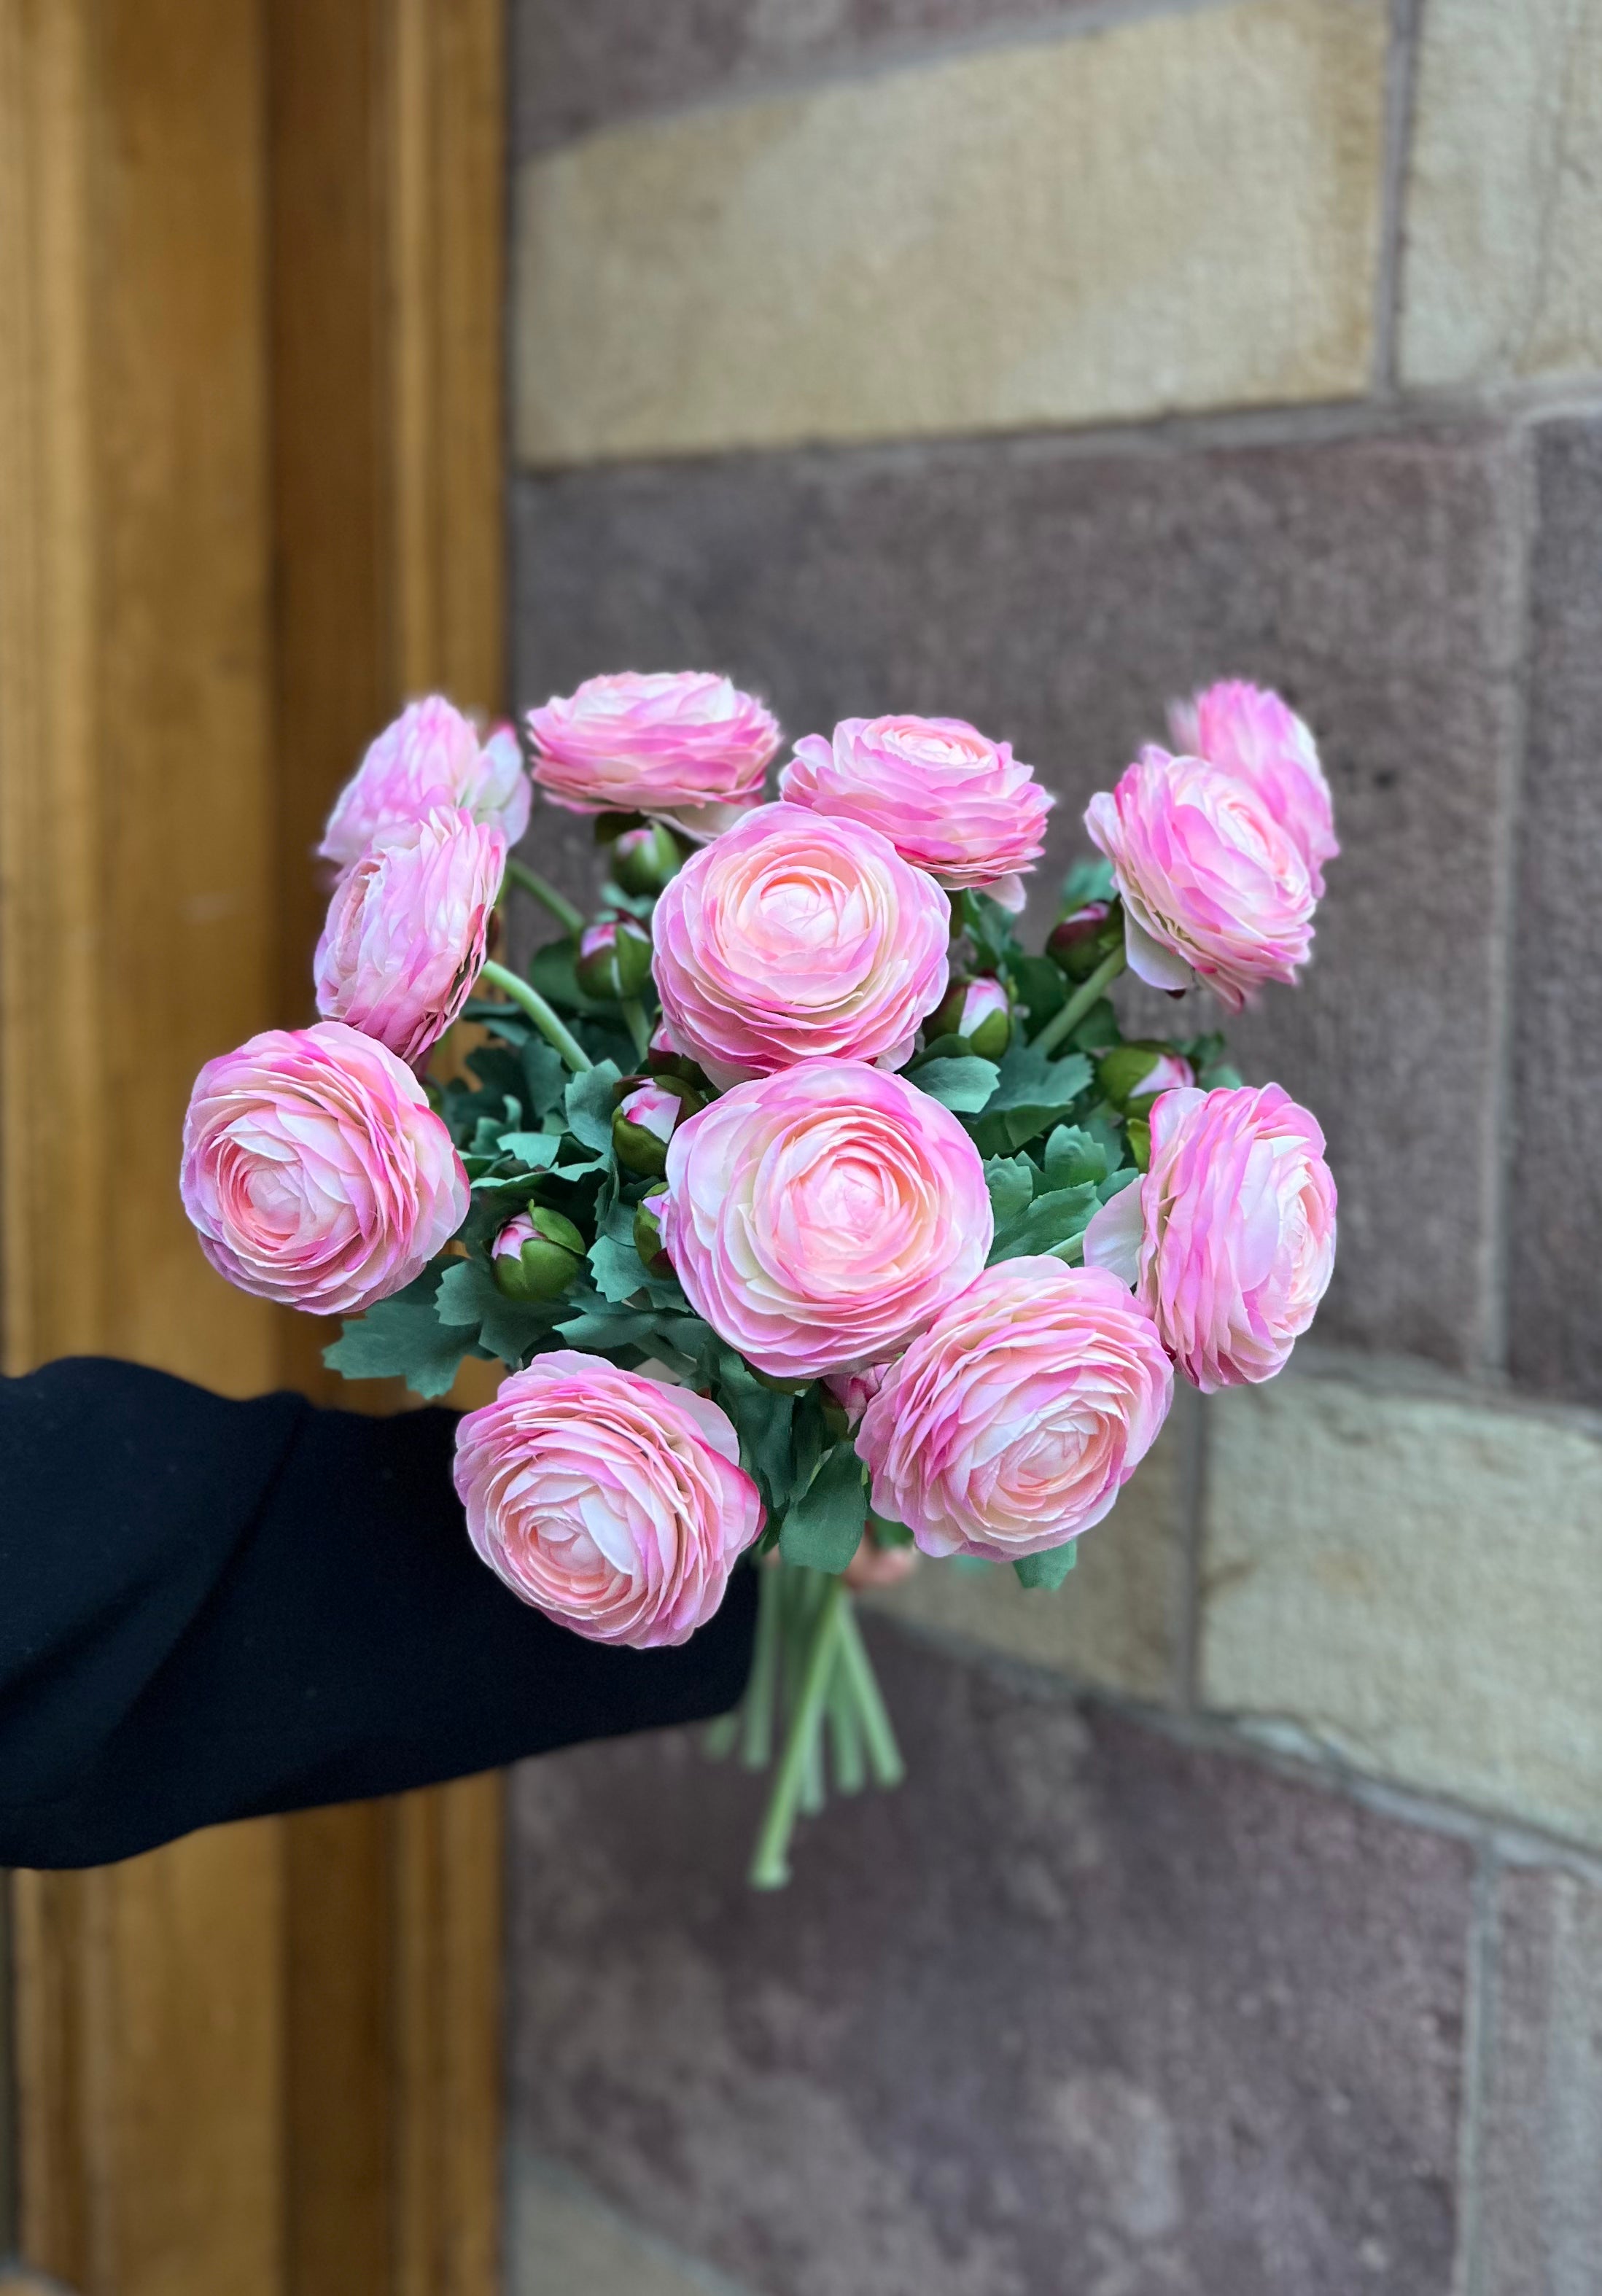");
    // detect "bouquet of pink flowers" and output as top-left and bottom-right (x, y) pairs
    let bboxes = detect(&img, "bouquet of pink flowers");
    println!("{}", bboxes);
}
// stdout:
(181, 674), (1337, 1886)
